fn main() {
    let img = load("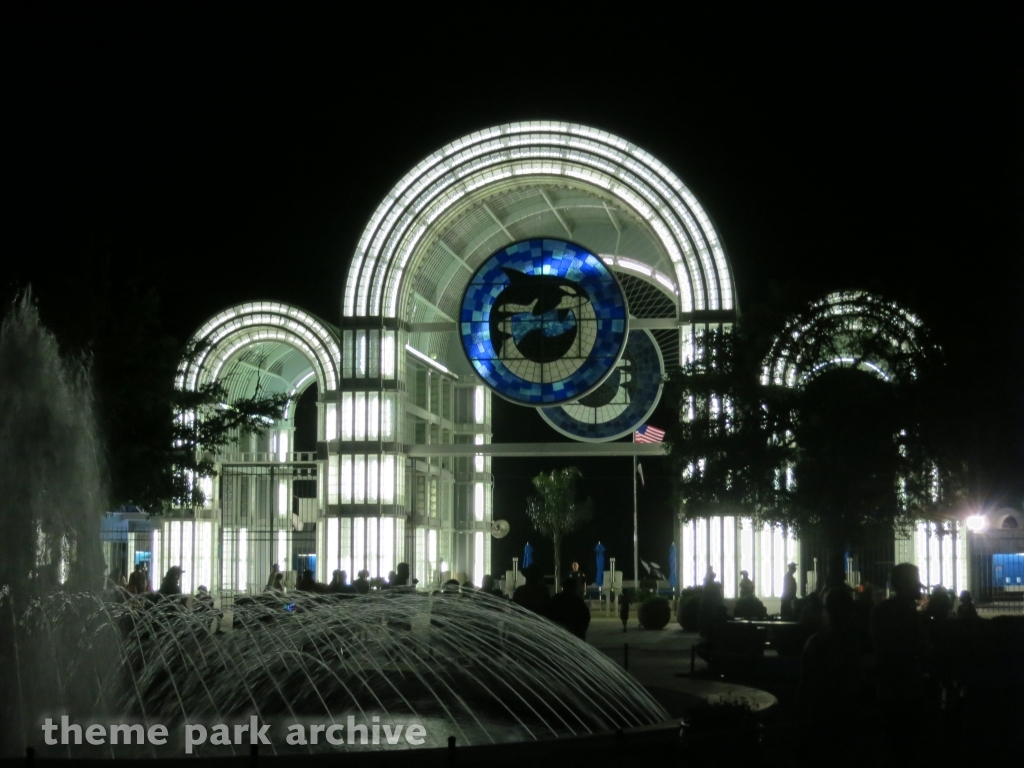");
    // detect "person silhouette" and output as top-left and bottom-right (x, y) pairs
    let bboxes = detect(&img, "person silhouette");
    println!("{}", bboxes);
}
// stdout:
(871, 563), (926, 765)
(955, 590), (978, 619)
(781, 562), (798, 618)
(698, 566), (723, 636)
(799, 588), (865, 766)
(512, 565), (550, 614)
(566, 561), (586, 596)
(618, 589), (632, 633)
(547, 577), (591, 639)
(158, 566), (183, 596)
